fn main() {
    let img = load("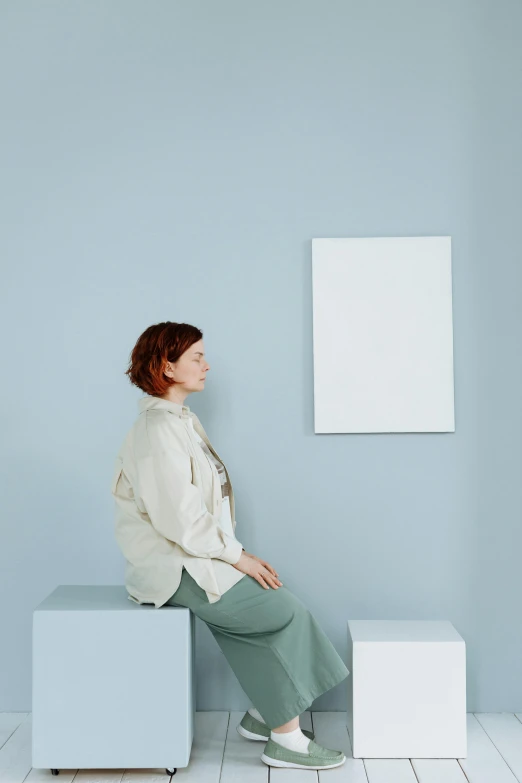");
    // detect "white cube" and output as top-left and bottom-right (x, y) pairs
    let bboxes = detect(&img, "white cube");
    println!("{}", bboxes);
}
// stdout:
(347, 620), (467, 758)
(32, 586), (195, 772)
